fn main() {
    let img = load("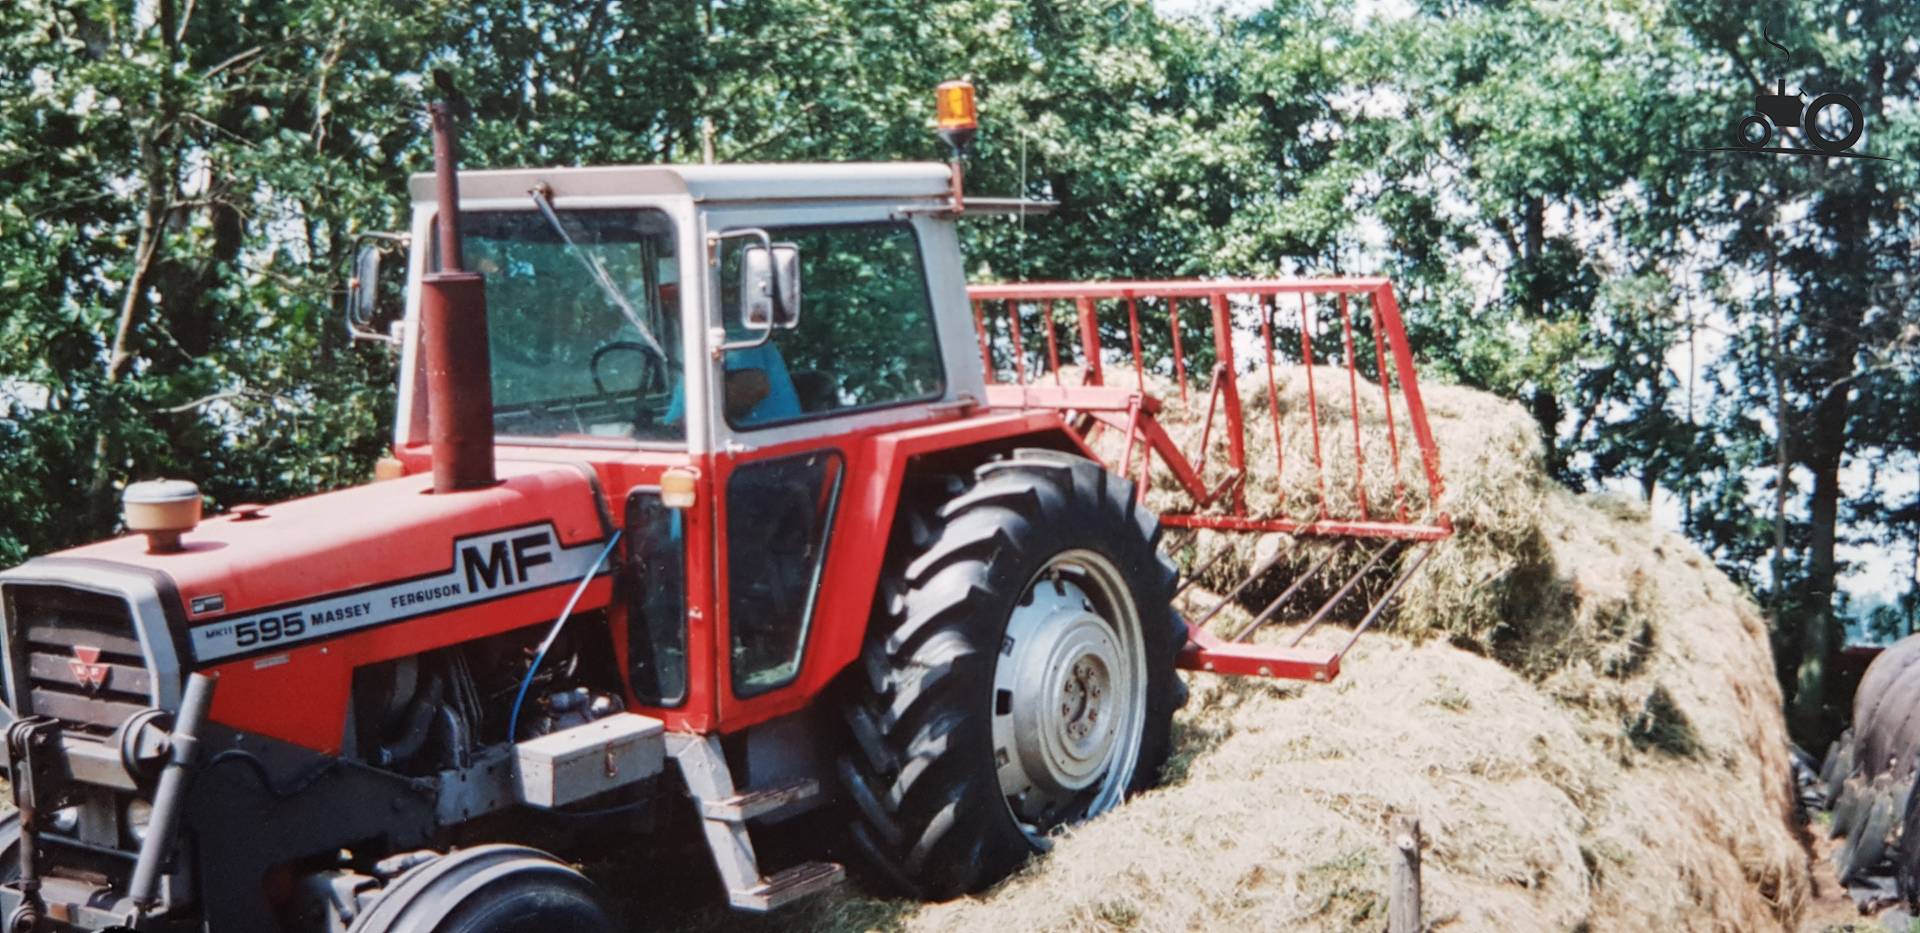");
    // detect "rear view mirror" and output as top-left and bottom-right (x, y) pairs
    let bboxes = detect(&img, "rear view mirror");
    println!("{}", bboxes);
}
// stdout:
(738, 242), (802, 331)
(346, 232), (408, 344)
(349, 245), (382, 325)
